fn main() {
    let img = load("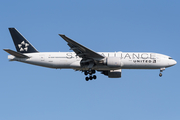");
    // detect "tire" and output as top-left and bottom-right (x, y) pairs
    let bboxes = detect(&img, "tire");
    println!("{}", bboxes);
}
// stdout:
(84, 71), (88, 75)
(89, 76), (93, 80)
(85, 77), (89, 81)
(93, 75), (97, 79)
